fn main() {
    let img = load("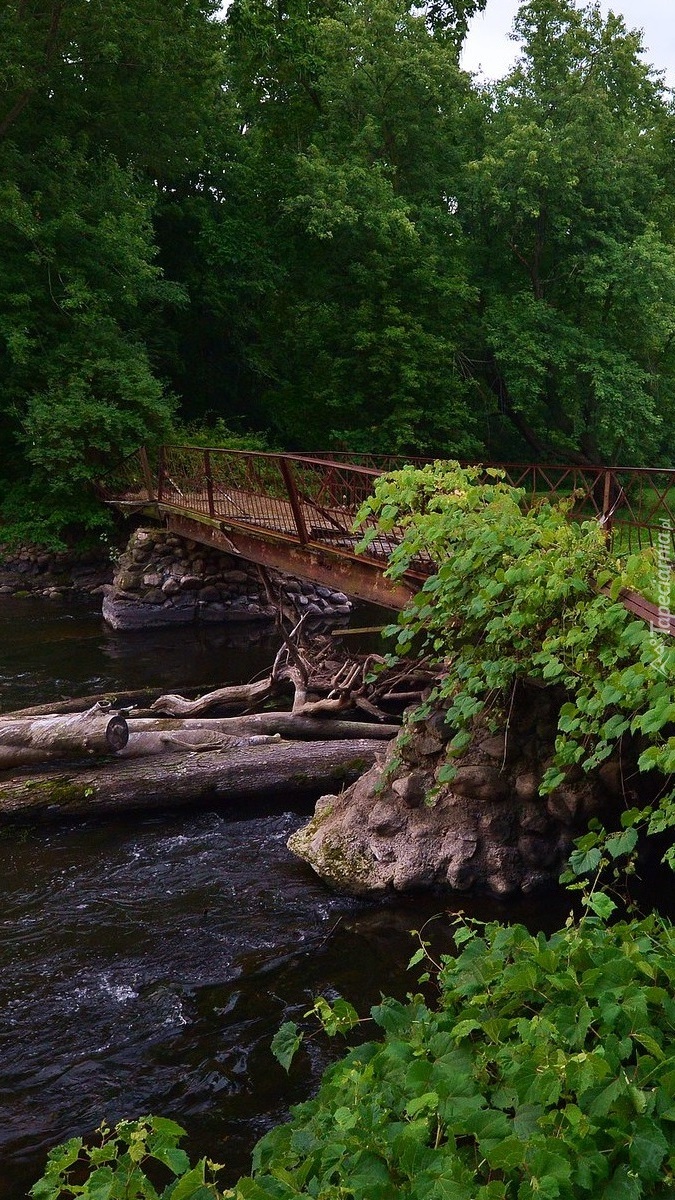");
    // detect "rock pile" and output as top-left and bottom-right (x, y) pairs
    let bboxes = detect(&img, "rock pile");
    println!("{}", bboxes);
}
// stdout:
(102, 527), (353, 630)
(289, 685), (624, 897)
